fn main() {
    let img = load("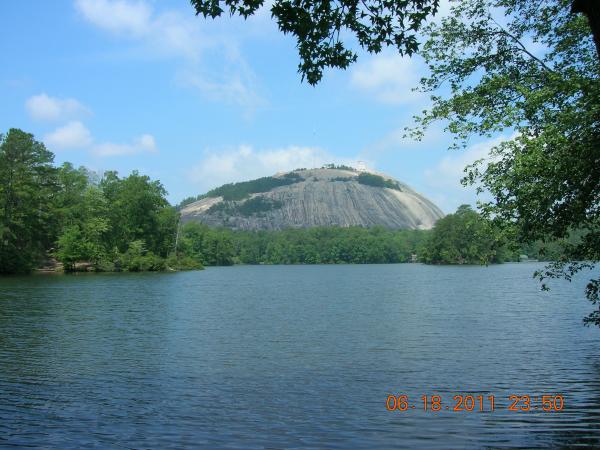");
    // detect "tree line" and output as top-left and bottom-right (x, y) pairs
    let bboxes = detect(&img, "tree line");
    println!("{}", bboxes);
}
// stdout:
(176, 206), (573, 267)
(177, 224), (429, 266)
